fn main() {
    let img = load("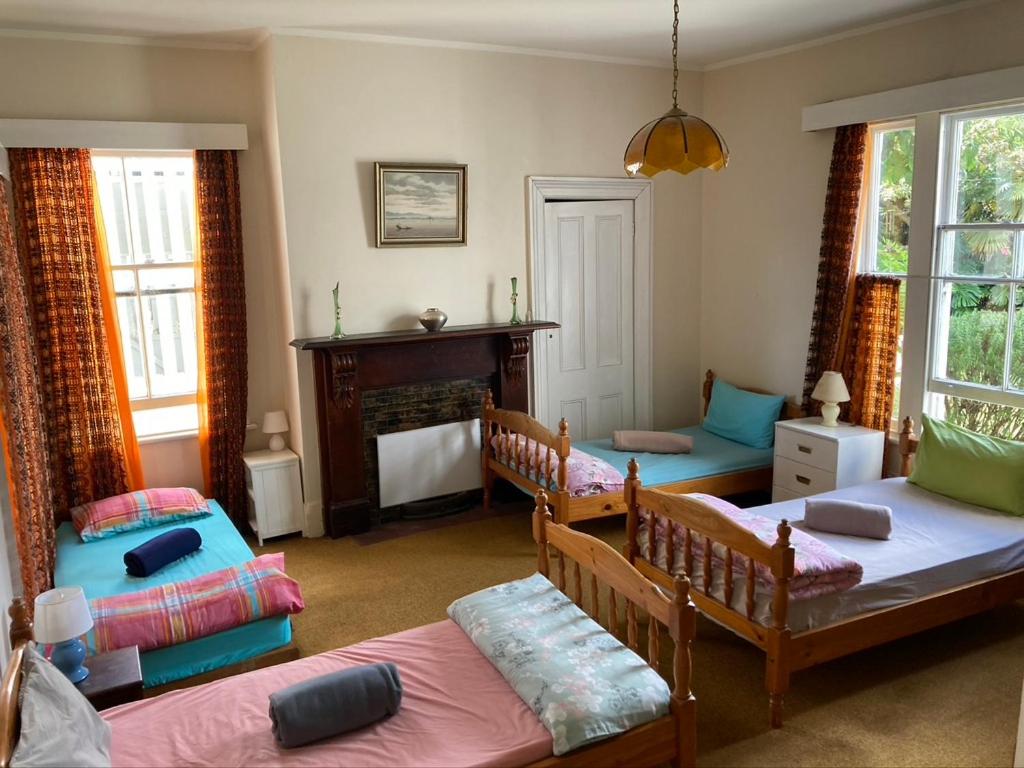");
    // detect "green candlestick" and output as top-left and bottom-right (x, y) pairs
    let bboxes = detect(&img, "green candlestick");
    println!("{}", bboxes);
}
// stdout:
(331, 282), (345, 339)
(509, 276), (522, 325)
